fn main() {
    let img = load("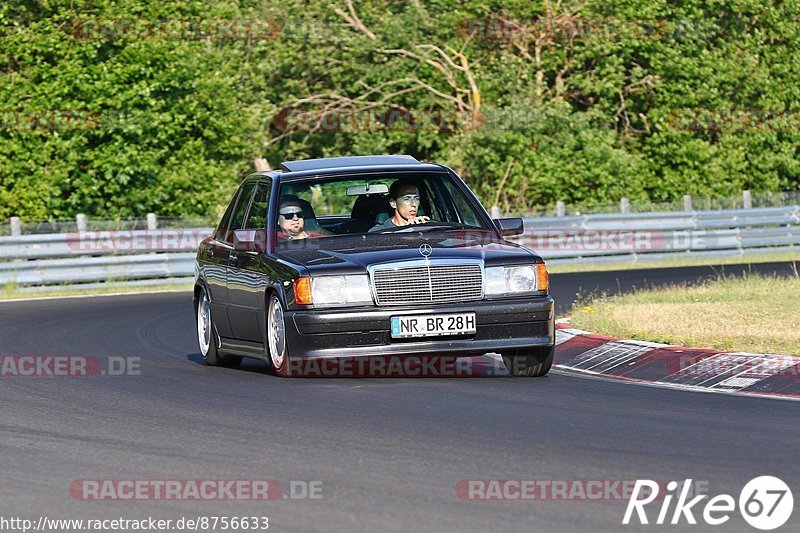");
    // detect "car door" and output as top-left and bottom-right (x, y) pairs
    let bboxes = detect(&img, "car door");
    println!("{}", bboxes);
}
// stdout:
(210, 182), (257, 340)
(202, 187), (243, 339)
(227, 180), (272, 343)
